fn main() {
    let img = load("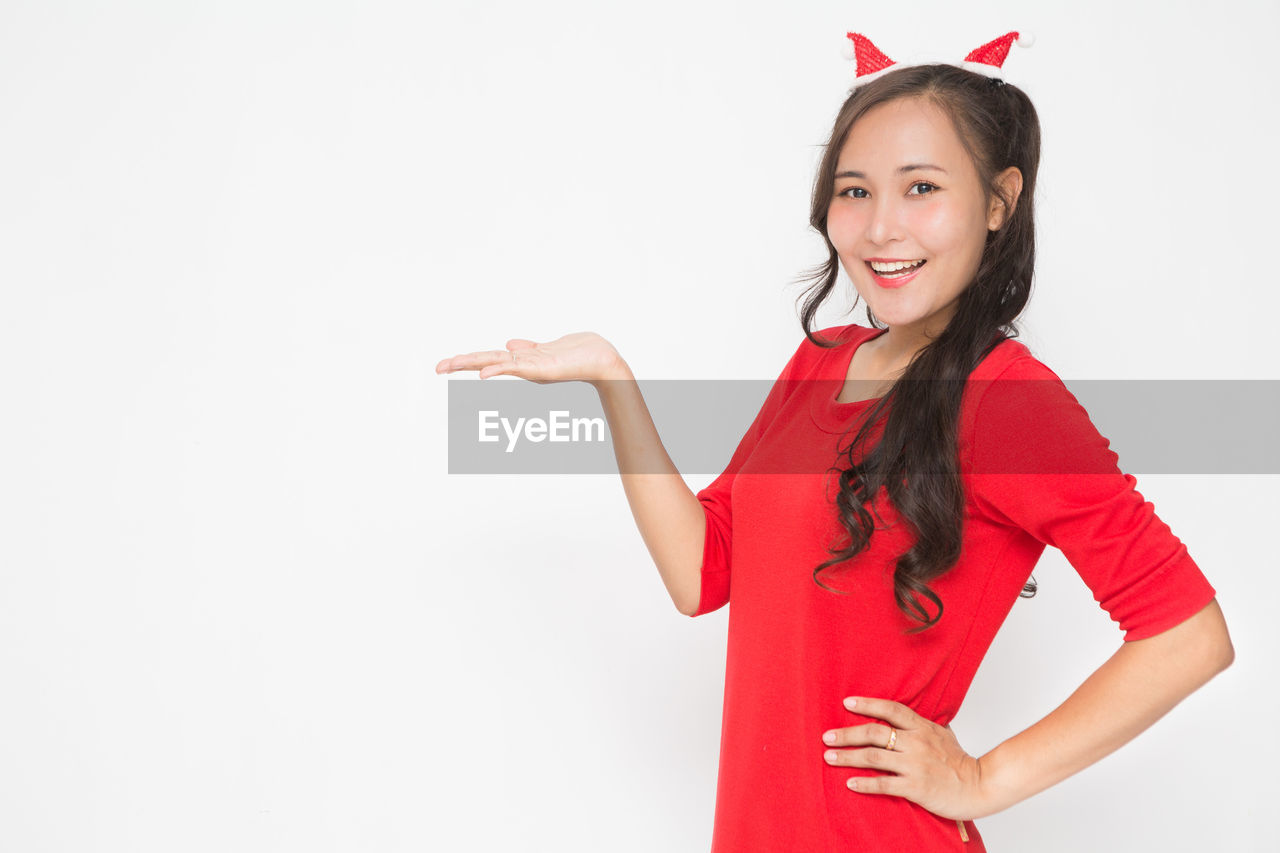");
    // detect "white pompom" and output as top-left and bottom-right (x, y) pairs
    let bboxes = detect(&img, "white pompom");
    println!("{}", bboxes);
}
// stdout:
(1016, 30), (1036, 48)
(841, 39), (857, 61)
